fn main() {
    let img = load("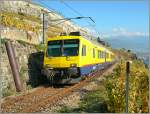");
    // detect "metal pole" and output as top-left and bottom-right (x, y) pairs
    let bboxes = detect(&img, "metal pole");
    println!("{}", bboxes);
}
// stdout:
(5, 41), (22, 92)
(105, 50), (106, 63)
(125, 61), (130, 113)
(42, 13), (44, 44)
(12, 45), (19, 70)
(0, 25), (2, 113)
